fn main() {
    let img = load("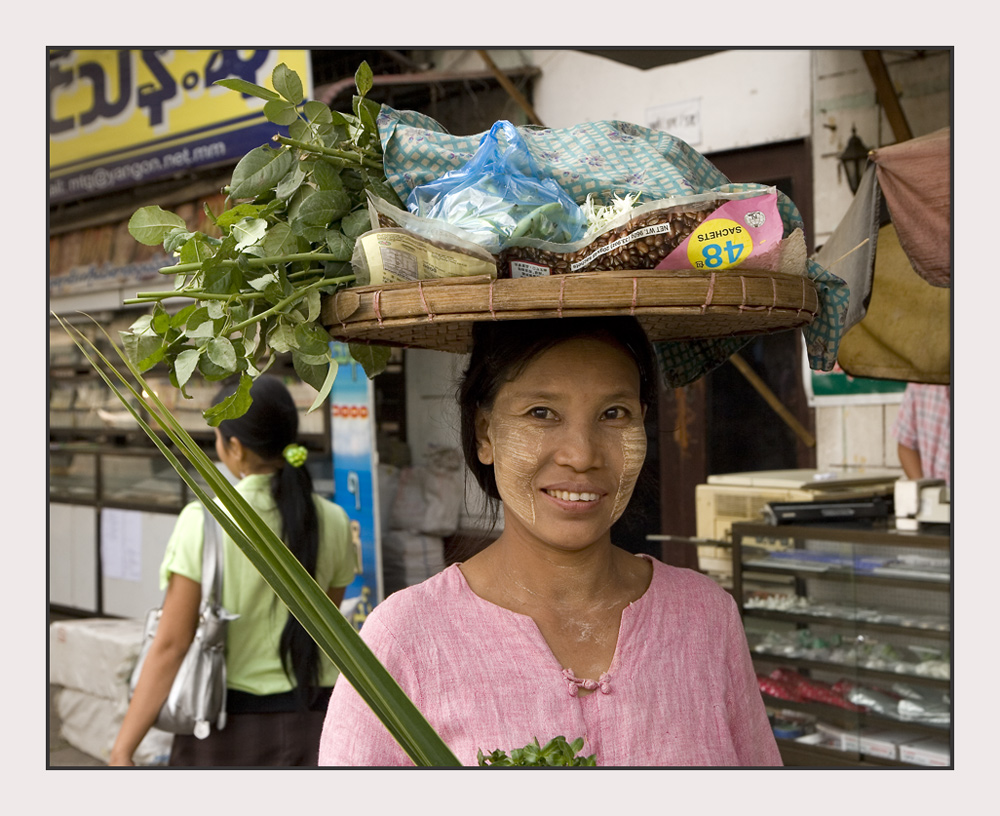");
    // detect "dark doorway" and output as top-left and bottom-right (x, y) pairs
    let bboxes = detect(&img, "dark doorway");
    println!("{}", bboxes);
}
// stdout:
(658, 139), (817, 547)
